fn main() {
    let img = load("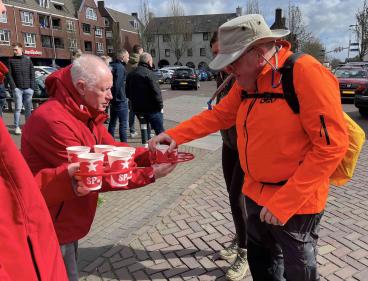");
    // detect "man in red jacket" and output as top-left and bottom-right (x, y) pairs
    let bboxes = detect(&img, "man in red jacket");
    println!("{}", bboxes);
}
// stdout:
(0, 2), (67, 281)
(21, 54), (176, 281)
